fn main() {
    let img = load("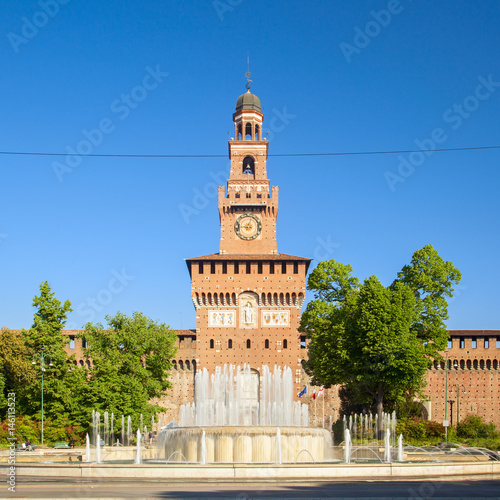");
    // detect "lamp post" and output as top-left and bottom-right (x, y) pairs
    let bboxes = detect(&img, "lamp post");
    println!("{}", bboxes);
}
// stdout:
(443, 351), (458, 446)
(32, 348), (52, 445)
(444, 351), (449, 445)
(451, 384), (466, 425)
